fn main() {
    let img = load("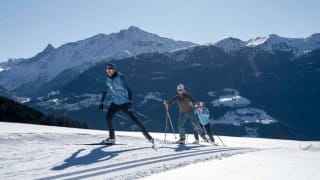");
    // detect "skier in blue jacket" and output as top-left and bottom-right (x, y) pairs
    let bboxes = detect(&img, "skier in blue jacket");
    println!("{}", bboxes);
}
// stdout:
(194, 102), (215, 143)
(99, 63), (155, 147)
